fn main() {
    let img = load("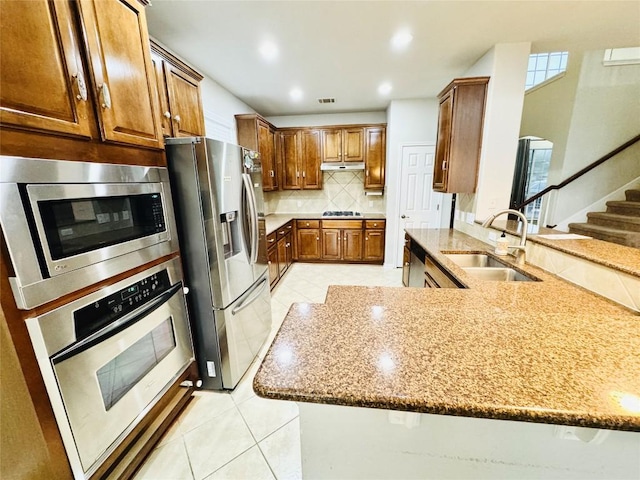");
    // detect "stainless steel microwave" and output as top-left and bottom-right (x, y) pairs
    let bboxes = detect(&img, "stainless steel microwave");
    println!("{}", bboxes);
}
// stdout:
(0, 156), (179, 310)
